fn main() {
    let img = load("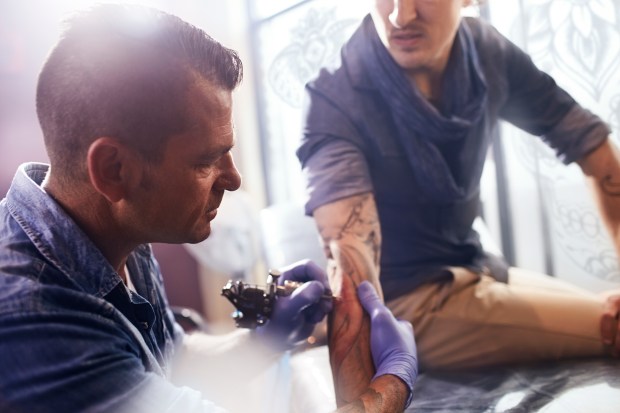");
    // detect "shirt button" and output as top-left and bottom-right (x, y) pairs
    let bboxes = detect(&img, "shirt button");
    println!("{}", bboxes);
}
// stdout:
(141, 322), (149, 330)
